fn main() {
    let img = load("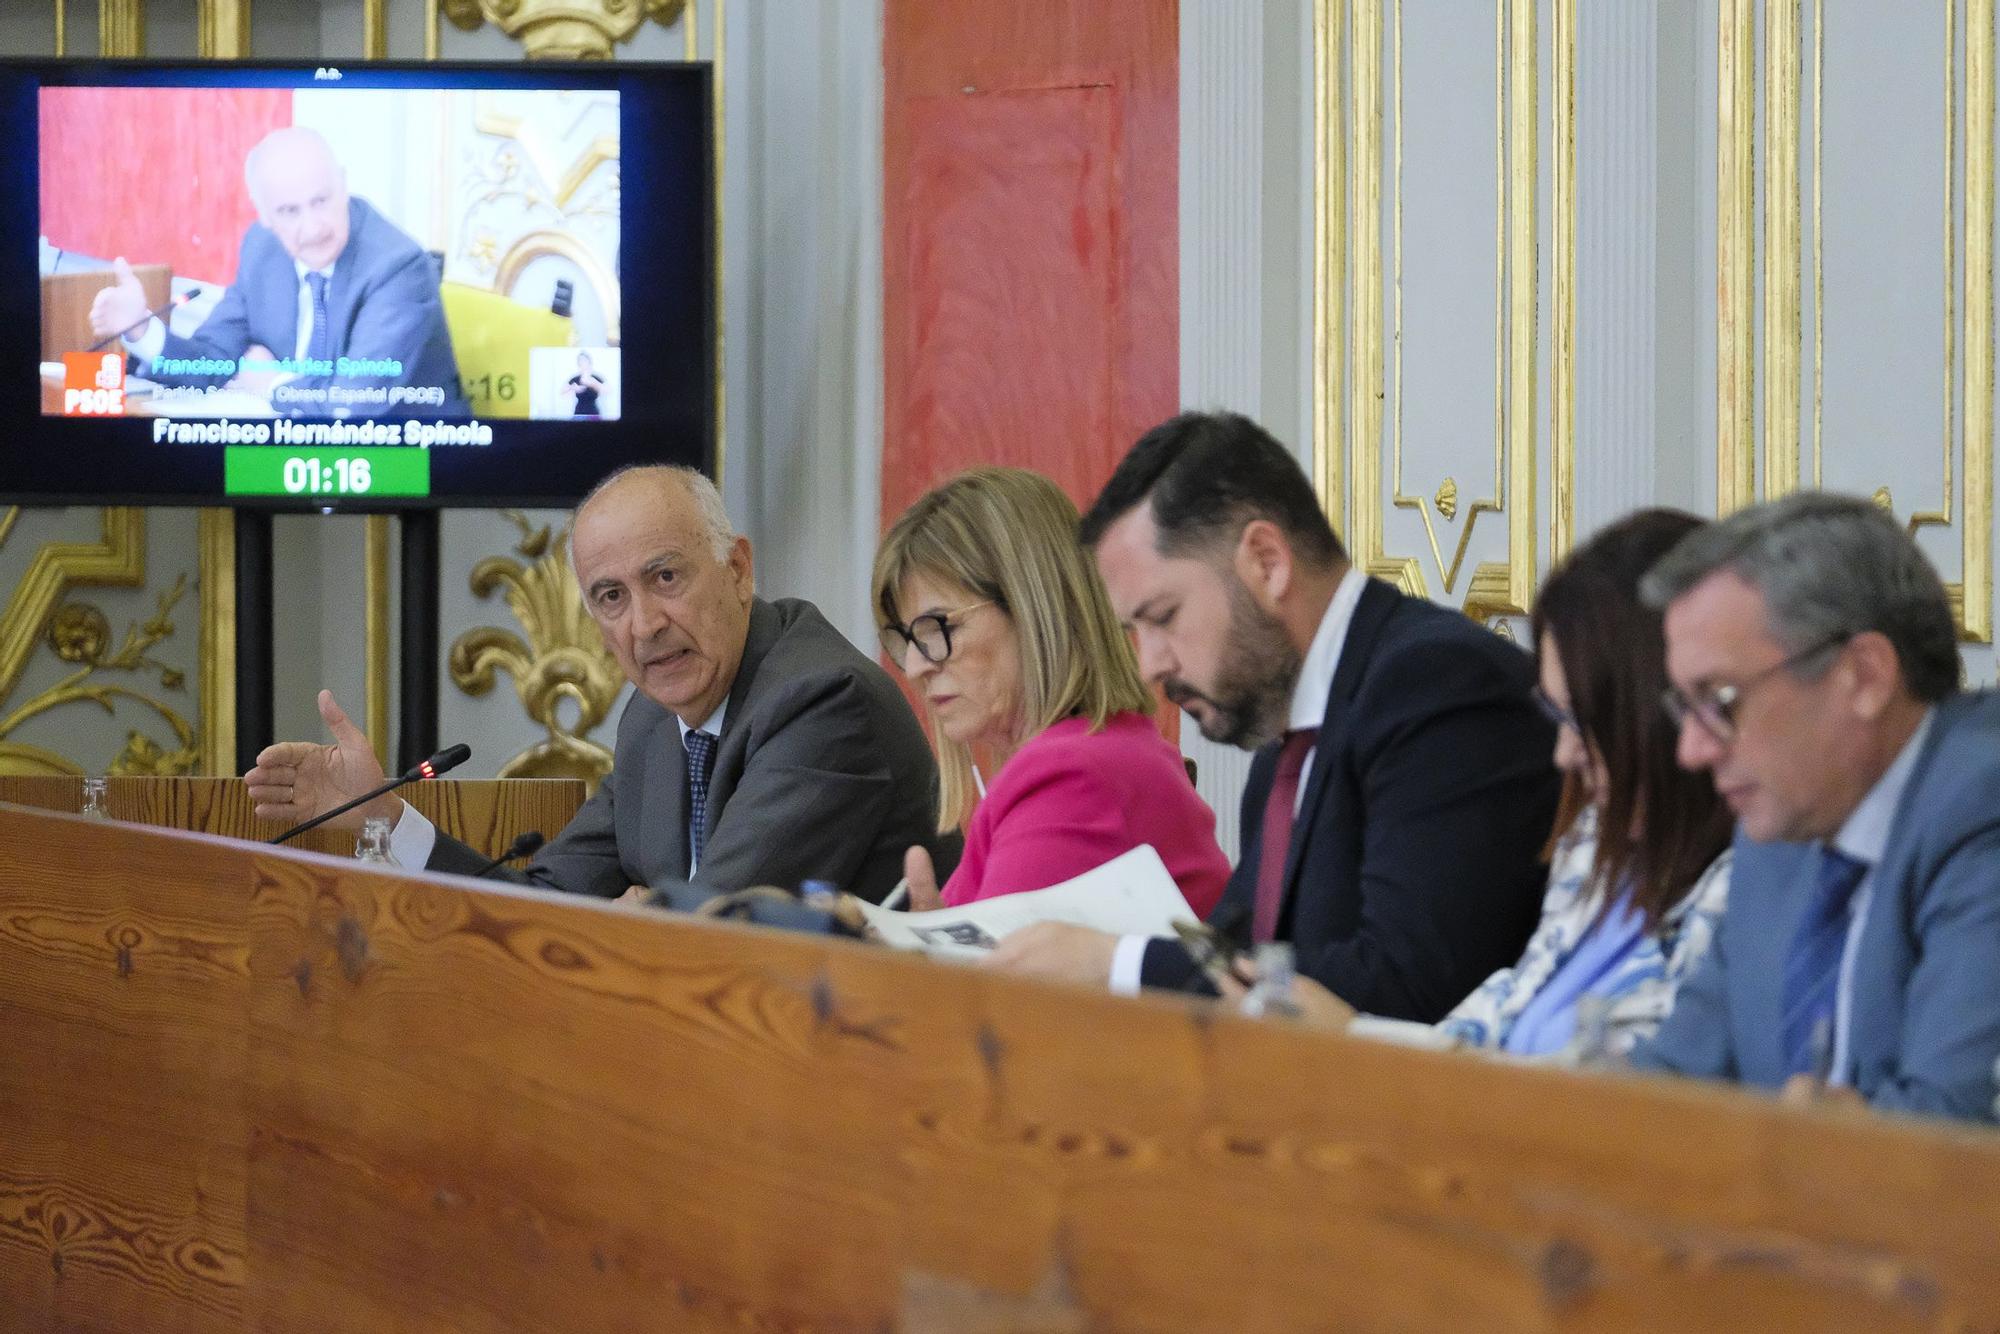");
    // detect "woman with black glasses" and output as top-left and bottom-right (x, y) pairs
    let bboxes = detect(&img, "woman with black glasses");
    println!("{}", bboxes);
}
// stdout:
(1435, 508), (1736, 1060)
(872, 468), (1229, 915)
